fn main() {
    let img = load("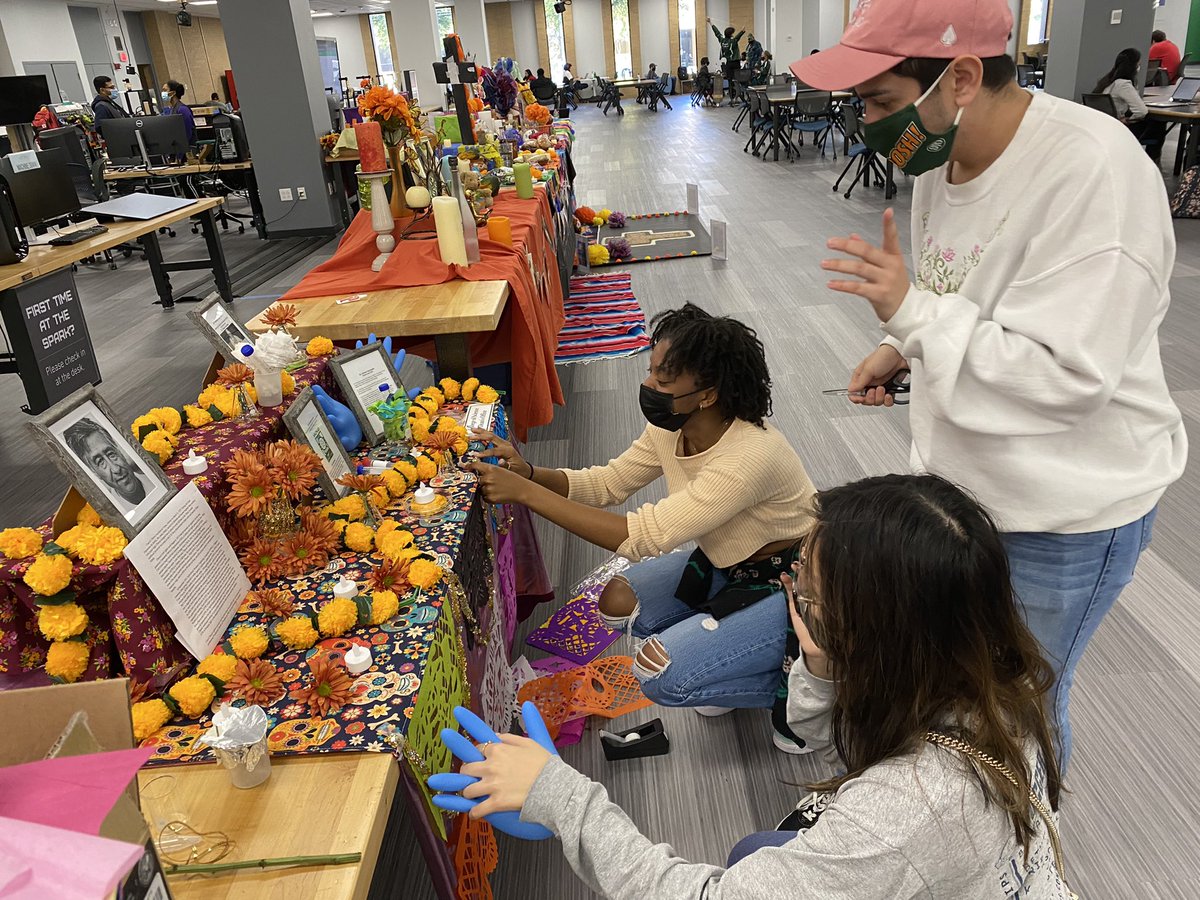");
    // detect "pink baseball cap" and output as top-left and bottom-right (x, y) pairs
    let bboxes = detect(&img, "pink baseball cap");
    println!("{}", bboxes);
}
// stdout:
(790, 0), (1014, 90)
